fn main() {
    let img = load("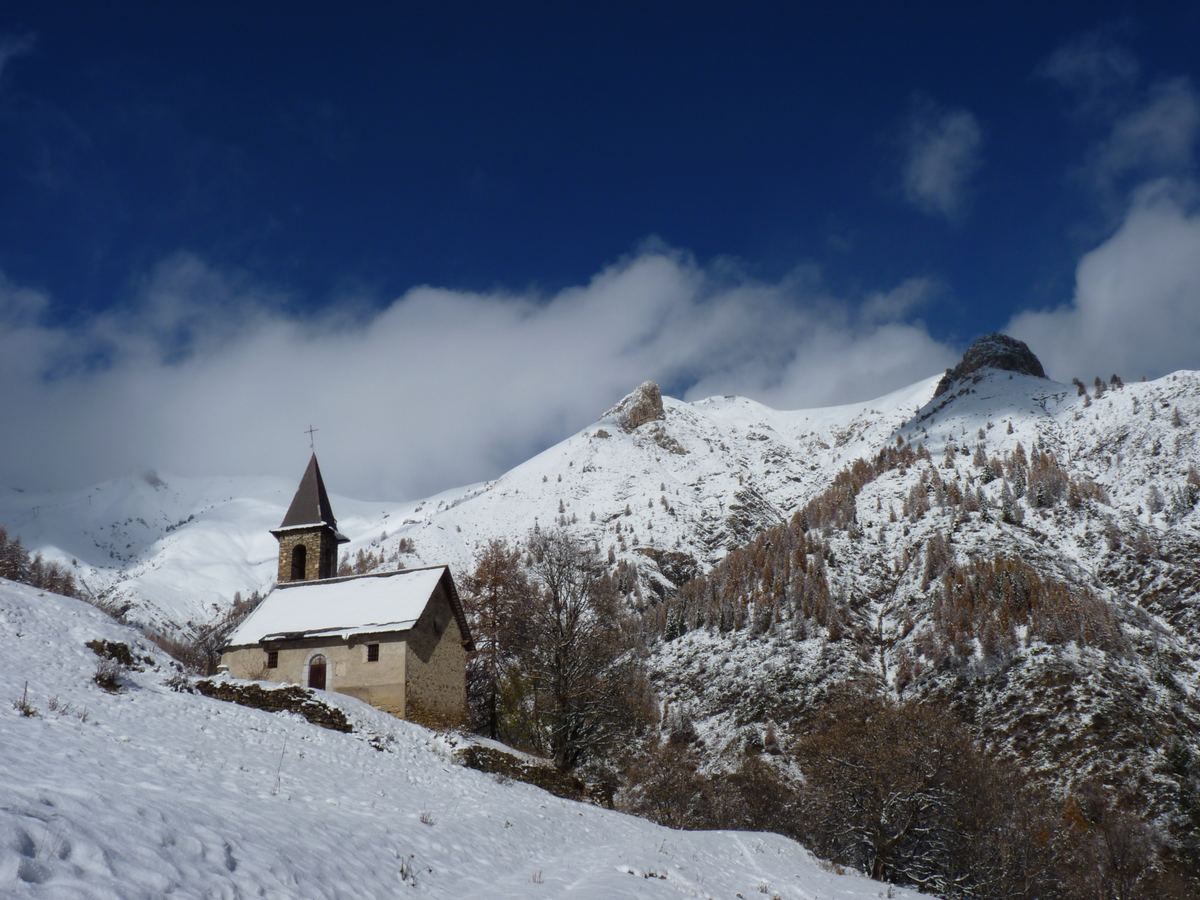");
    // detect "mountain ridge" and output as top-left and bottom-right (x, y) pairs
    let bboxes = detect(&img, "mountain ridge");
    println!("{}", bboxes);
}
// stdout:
(0, 370), (948, 632)
(3, 356), (1197, 640)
